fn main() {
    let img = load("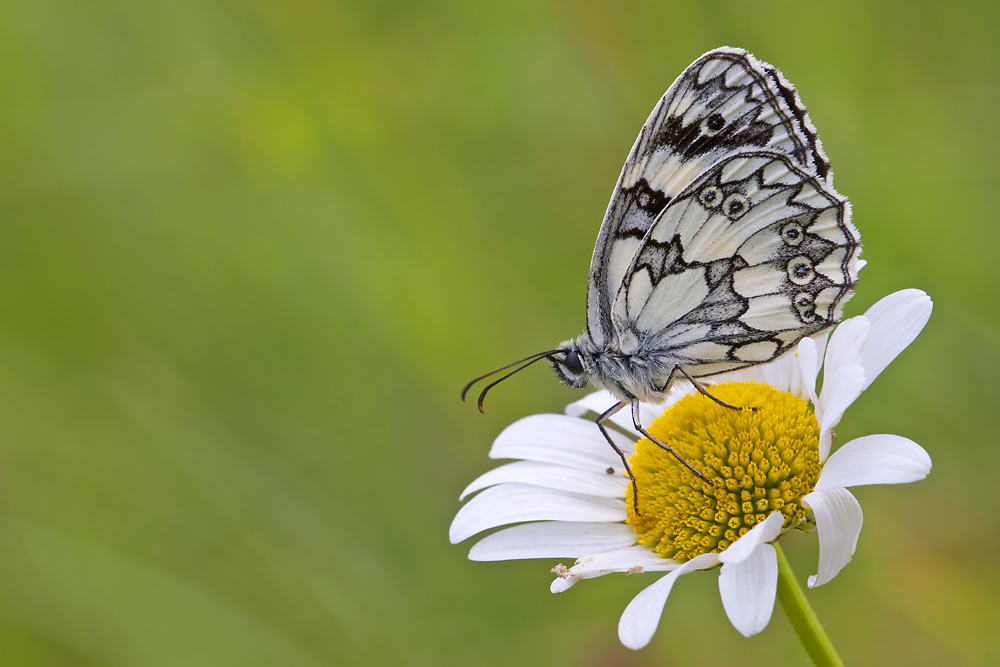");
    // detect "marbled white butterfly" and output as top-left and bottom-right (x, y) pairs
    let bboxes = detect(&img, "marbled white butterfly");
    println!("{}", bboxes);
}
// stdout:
(463, 47), (863, 506)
